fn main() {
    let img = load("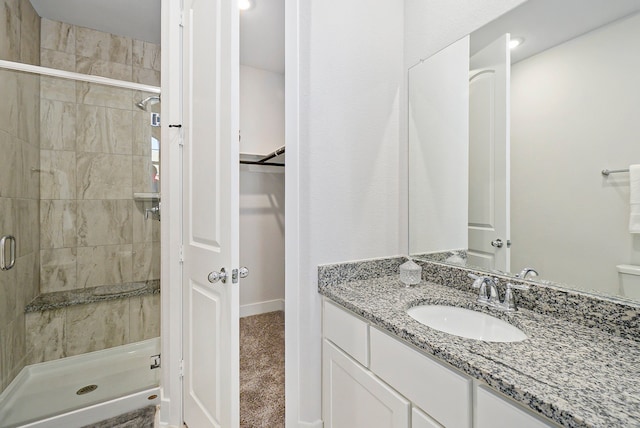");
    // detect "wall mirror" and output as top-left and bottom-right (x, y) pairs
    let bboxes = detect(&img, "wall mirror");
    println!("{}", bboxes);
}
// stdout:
(408, 0), (640, 301)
